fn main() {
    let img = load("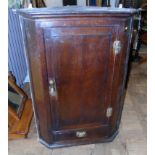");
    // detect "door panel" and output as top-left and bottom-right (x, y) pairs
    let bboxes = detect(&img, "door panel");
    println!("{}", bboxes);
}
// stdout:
(44, 26), (117, 134)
